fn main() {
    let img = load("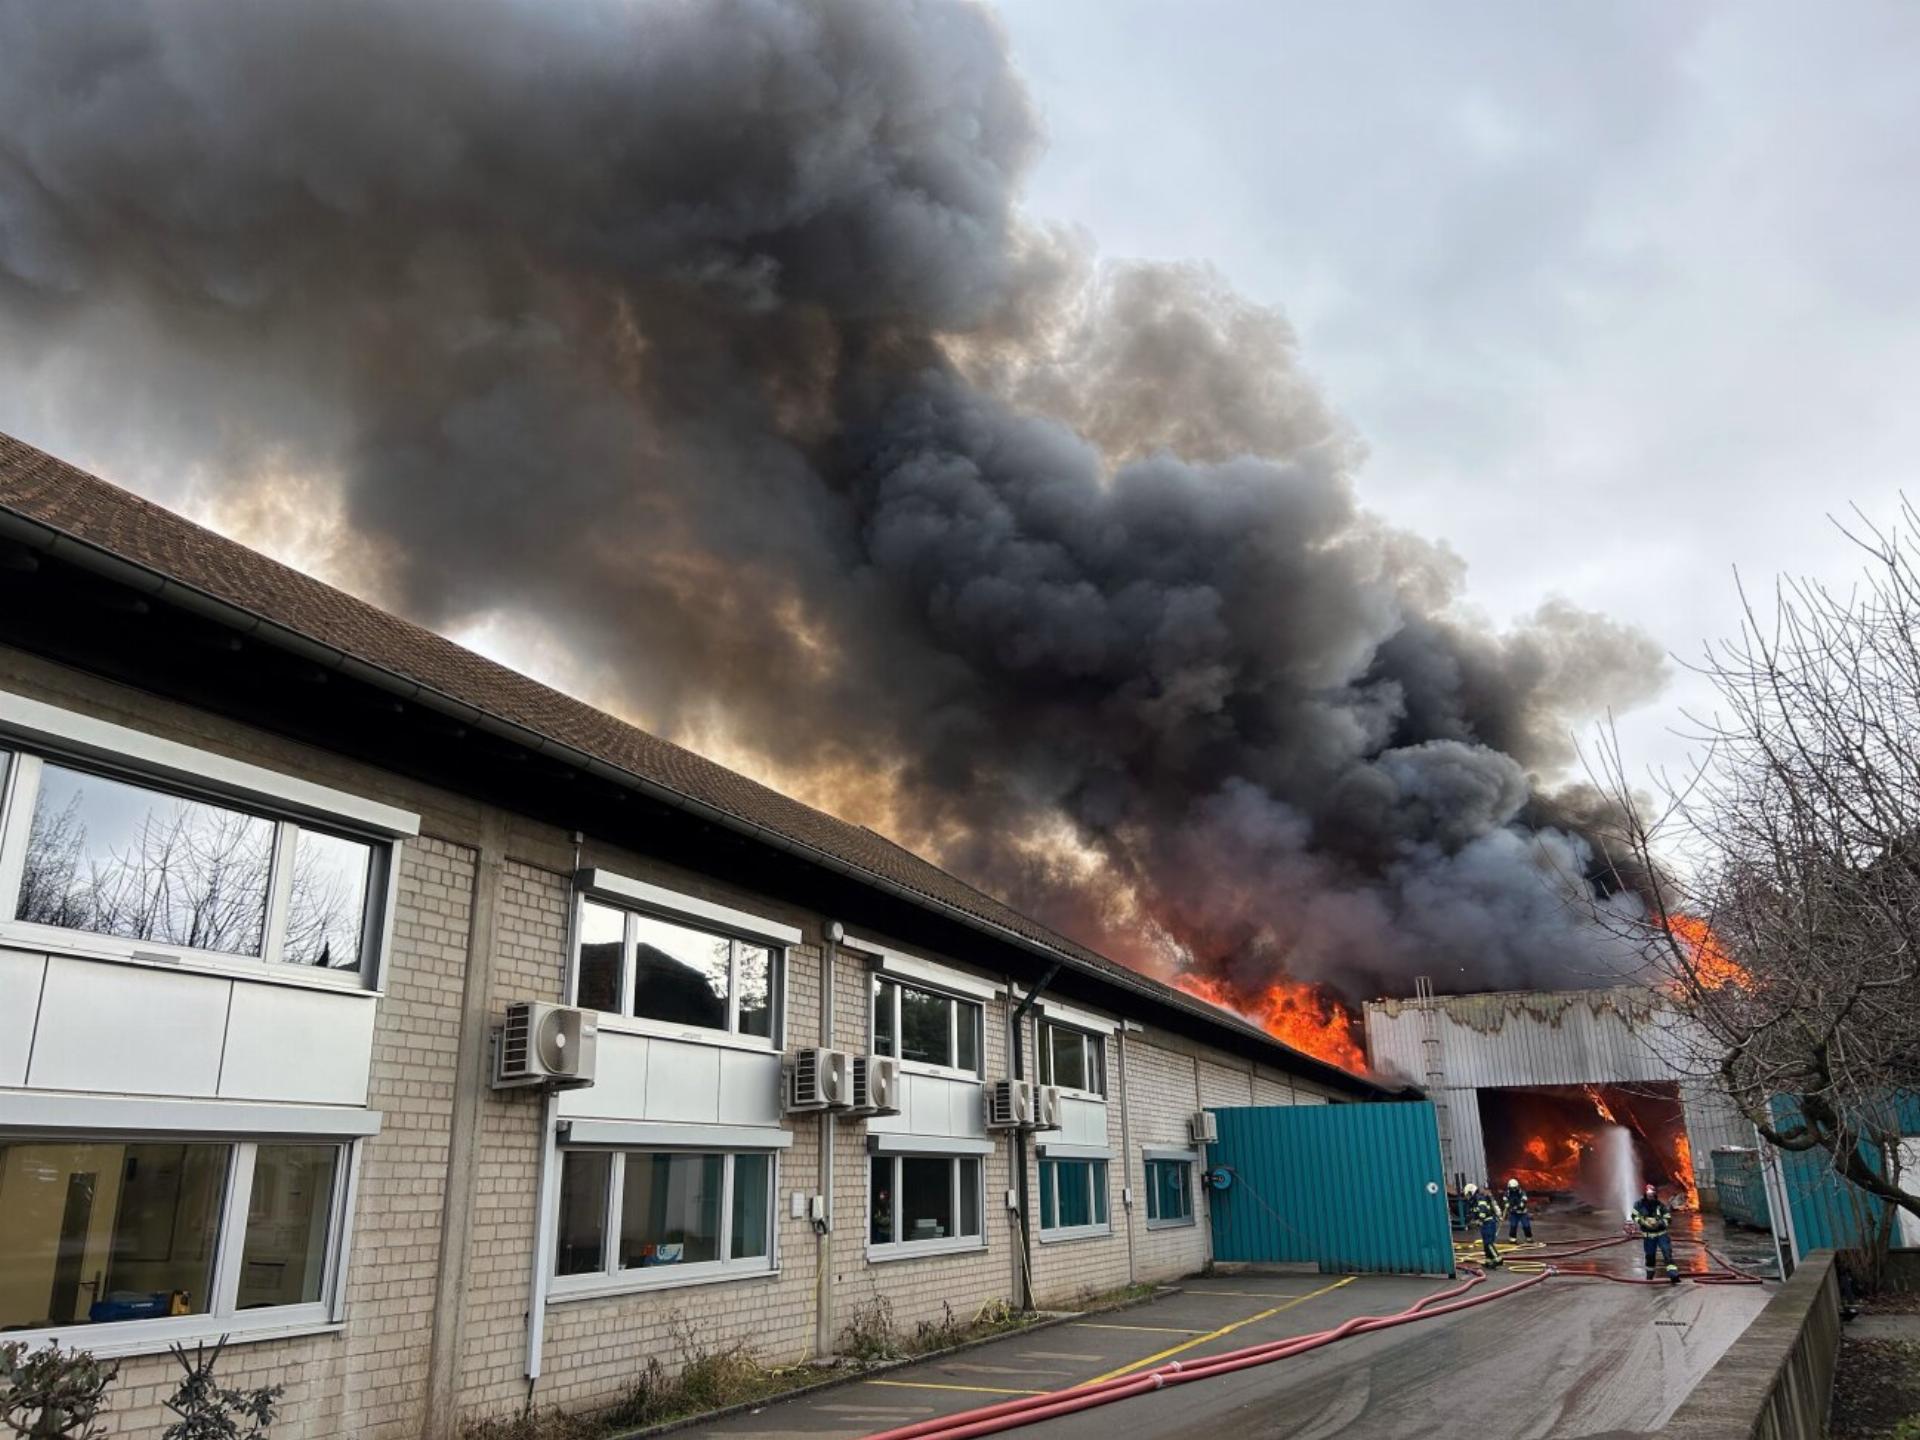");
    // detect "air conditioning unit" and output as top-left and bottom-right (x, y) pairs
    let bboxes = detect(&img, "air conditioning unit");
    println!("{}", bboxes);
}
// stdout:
(1030, 1084), (1064, 1132)
(985, 1078), (1034, 1130)
(493, 1002), (598, 1090)
(786, 1047), (853, 1113)
(1188, 1110), (1219, 1145)
(849, 1054), (902, 1117)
